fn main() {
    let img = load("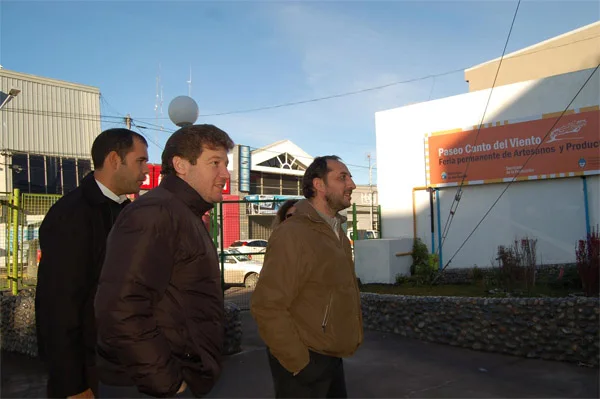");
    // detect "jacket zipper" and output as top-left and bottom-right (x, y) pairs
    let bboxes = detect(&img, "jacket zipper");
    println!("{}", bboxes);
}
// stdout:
(321, 293), (333, 333)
